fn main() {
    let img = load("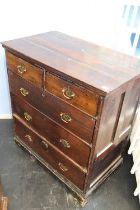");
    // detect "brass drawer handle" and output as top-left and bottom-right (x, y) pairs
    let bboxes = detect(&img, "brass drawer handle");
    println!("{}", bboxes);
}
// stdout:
(25, 134), (33, 143)
(59, 162), (68, 172)
(41, 141), (49, 149)
(20, 88), (29, 97)
(24, 112), (32, 121)
(17, 64), (26, 74)
(60, 139), (70, 148)
(60, 112), (72, 123)
(62, 87), (75, 100)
